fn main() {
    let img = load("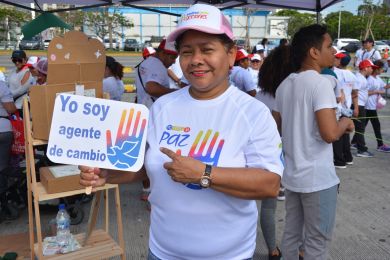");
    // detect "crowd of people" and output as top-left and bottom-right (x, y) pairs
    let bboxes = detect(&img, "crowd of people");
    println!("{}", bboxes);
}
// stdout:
(1, 2), (389, 259)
